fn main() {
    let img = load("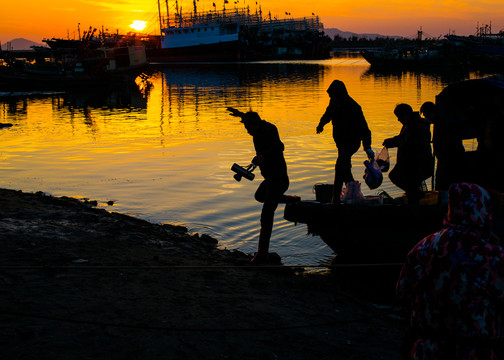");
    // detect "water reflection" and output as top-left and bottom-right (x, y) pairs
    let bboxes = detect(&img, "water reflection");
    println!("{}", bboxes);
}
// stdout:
(1, 84), (146, 110)
(60, 85), (148, 110)
(1, 83), (147, 127)
(362, 65), (499, 86)
(1, 97), (29, 116)
(159, 64), (241, 87)
(158, 62), (324, 86)
(156, 62), (324, 125)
